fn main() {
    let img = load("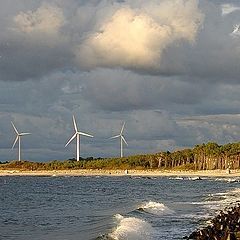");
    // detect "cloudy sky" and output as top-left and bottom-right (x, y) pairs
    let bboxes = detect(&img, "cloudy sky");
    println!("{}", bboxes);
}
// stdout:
(0, 0), (240, 161)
